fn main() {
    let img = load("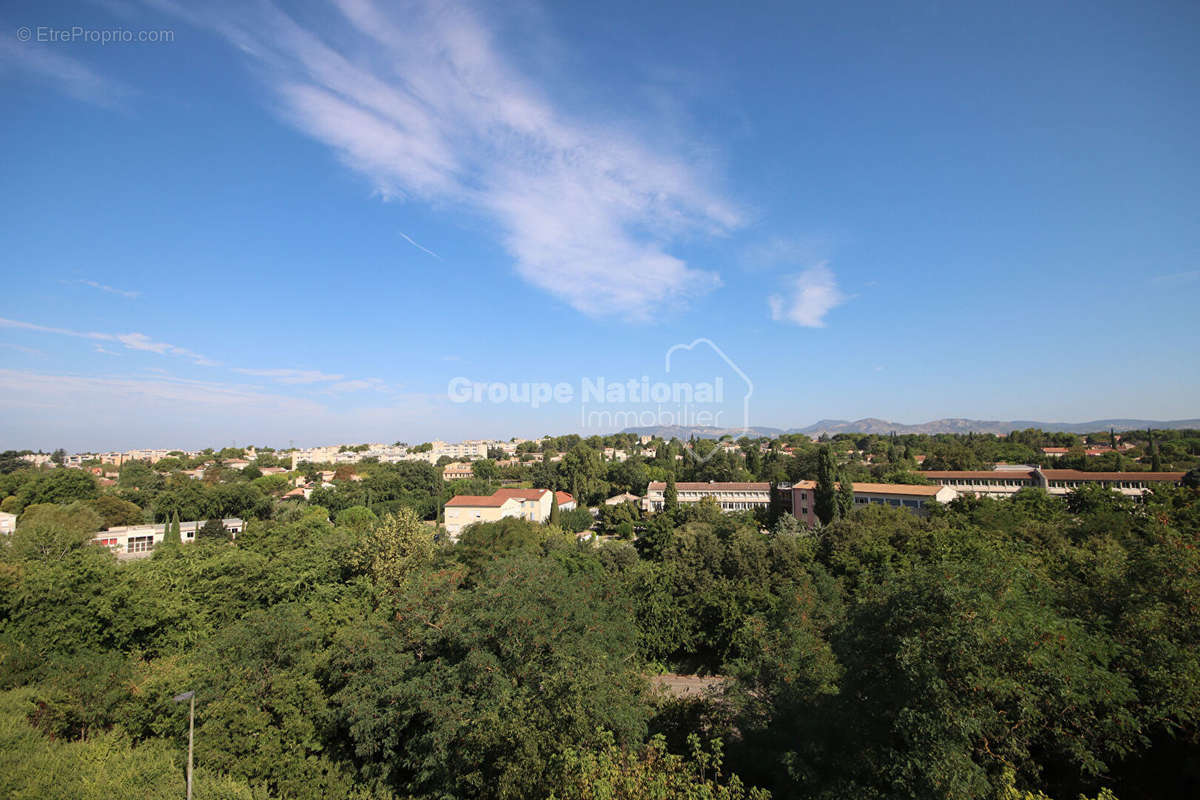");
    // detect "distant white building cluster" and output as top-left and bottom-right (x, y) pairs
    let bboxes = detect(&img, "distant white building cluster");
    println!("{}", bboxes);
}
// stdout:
(22, 448), (207, 468)
(287, 439), (538, 467)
